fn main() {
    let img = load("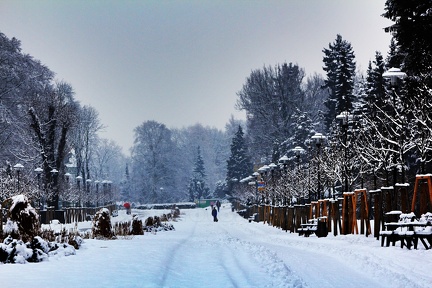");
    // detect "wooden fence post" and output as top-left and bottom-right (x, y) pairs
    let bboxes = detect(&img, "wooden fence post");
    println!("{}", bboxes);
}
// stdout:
(369, 189), (382, 239)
